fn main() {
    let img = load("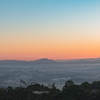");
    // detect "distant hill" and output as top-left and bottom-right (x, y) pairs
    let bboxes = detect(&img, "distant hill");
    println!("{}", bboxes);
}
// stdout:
(56, 58), (100, 64)
(1, 57), (100, 66)
(32, 58), (57, 64)
(0, 58), (58, 66)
